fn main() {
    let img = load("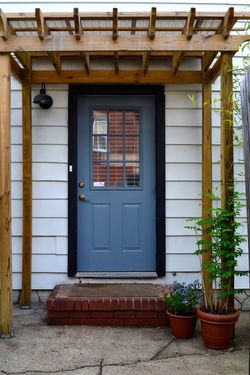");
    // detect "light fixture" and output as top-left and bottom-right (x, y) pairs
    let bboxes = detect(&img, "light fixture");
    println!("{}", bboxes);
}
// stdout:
(33, 83), (53, 109)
